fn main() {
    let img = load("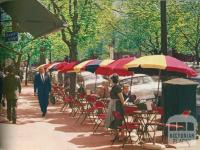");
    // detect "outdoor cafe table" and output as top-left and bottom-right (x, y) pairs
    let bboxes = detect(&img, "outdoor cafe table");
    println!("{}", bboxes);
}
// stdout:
(130, 110), (159, 143)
